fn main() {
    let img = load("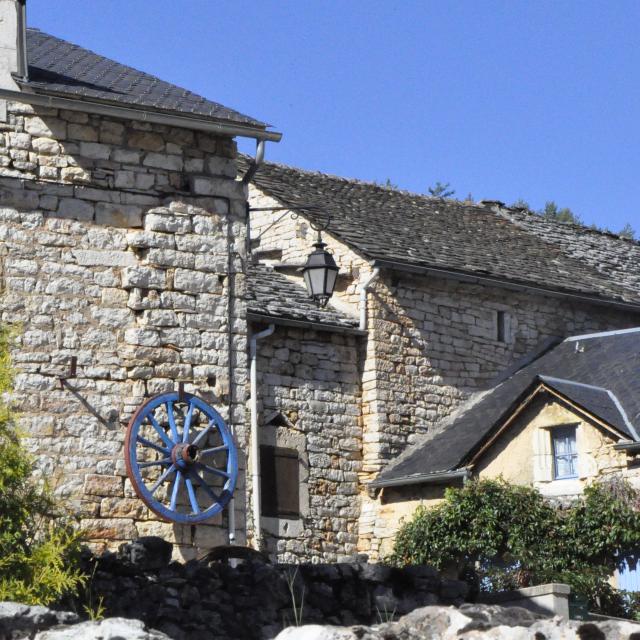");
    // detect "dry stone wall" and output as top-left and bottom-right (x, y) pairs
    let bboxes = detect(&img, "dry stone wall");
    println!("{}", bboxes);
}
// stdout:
(0, 100), (248, 558)
(255, 326), (363, 562)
